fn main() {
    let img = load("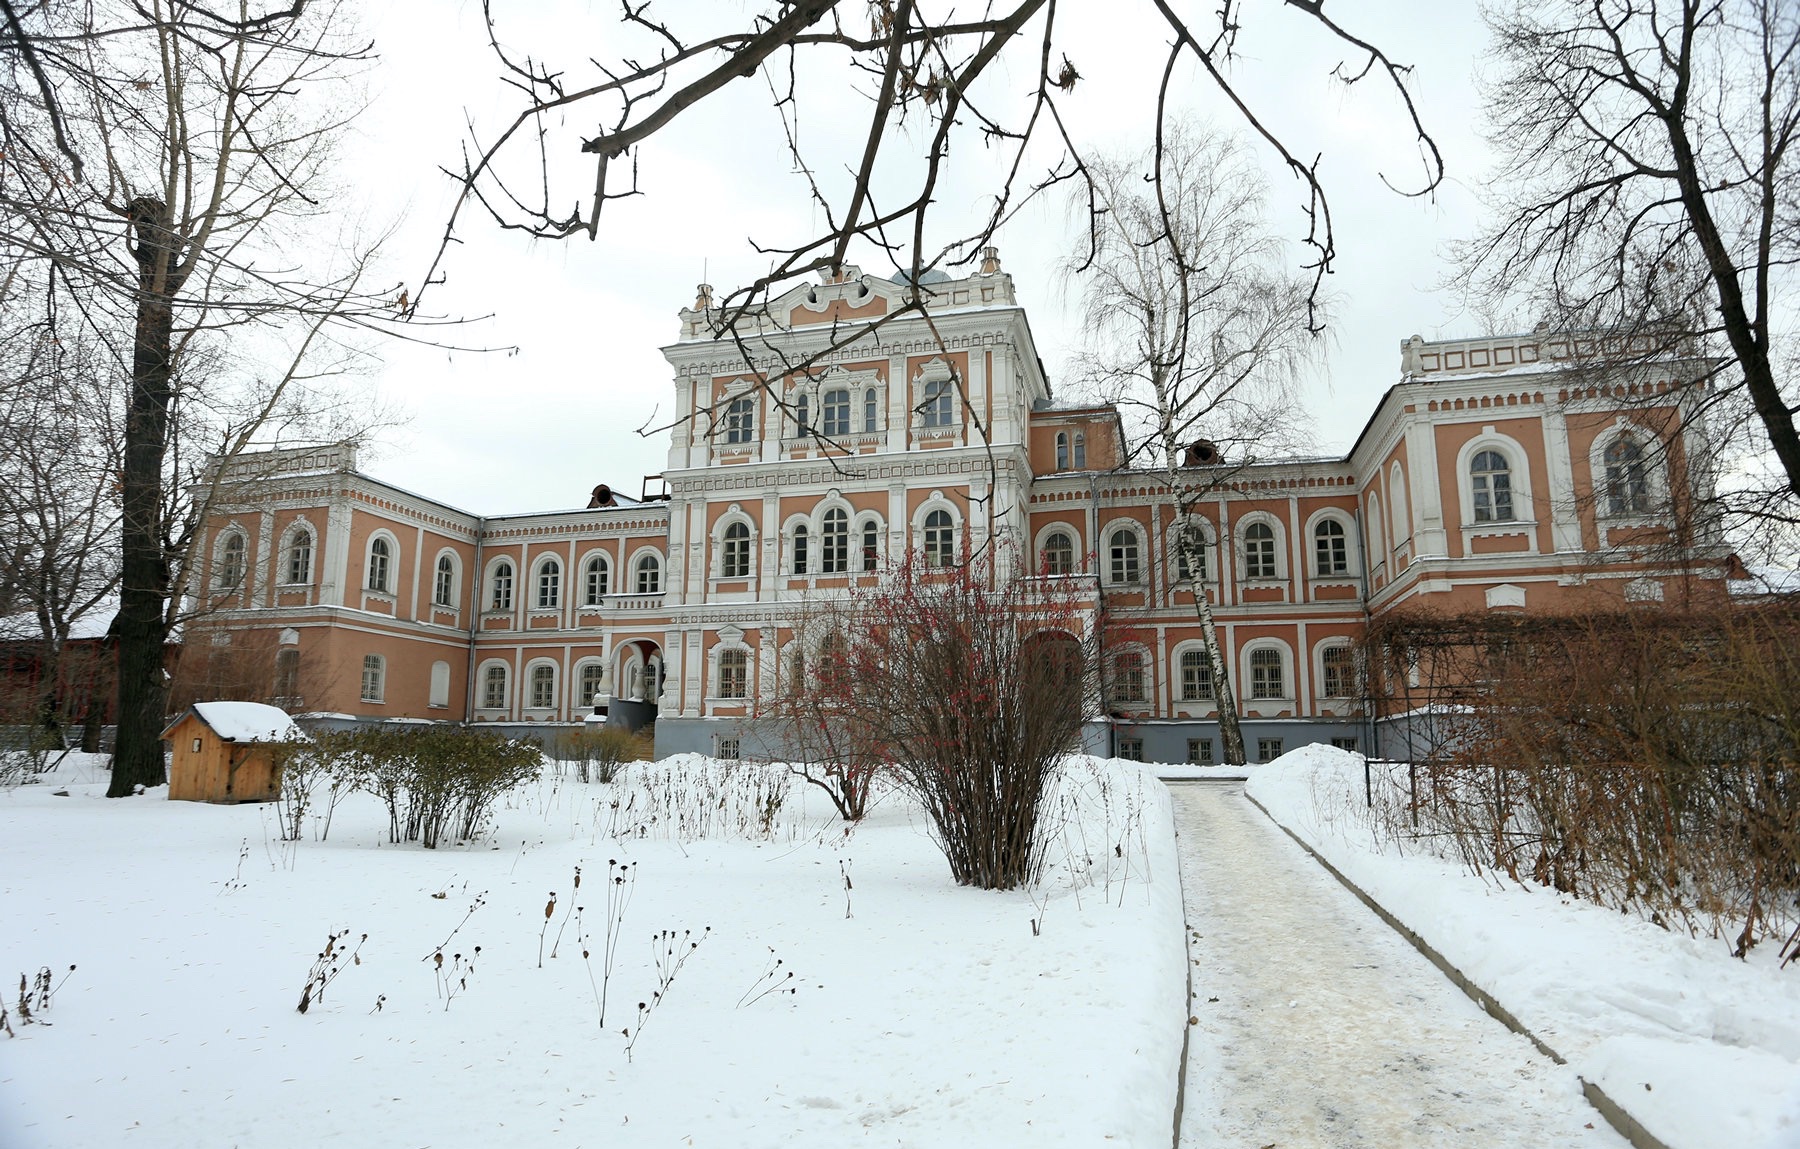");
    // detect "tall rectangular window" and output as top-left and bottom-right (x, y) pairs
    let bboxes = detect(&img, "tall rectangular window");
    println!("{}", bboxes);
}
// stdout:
(360, 655), (384, 703)
(724, 396), (756, 444)
(920, 379), (952, 427)
(1186, 738), (1213, 765)
(822, 389), (851, 437)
